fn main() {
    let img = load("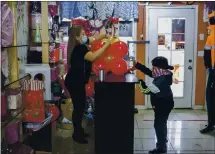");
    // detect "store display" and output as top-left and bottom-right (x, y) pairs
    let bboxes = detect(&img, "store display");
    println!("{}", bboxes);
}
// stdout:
(1, 3), (14, 47)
